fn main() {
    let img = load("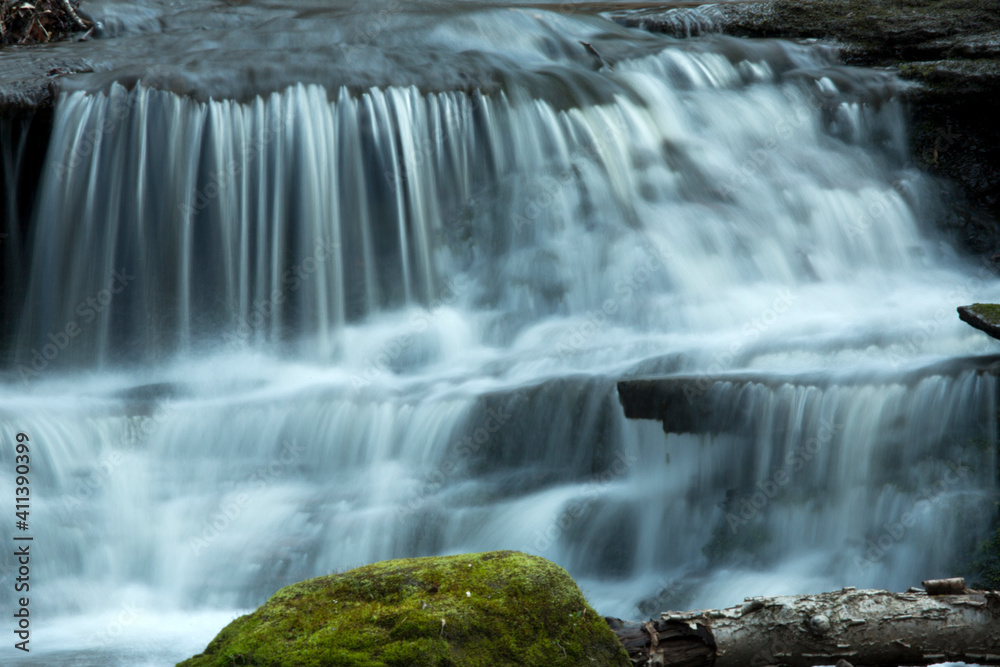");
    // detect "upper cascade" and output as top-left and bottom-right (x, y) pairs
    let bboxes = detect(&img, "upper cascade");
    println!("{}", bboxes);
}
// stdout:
(7, 40), (940, 371)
